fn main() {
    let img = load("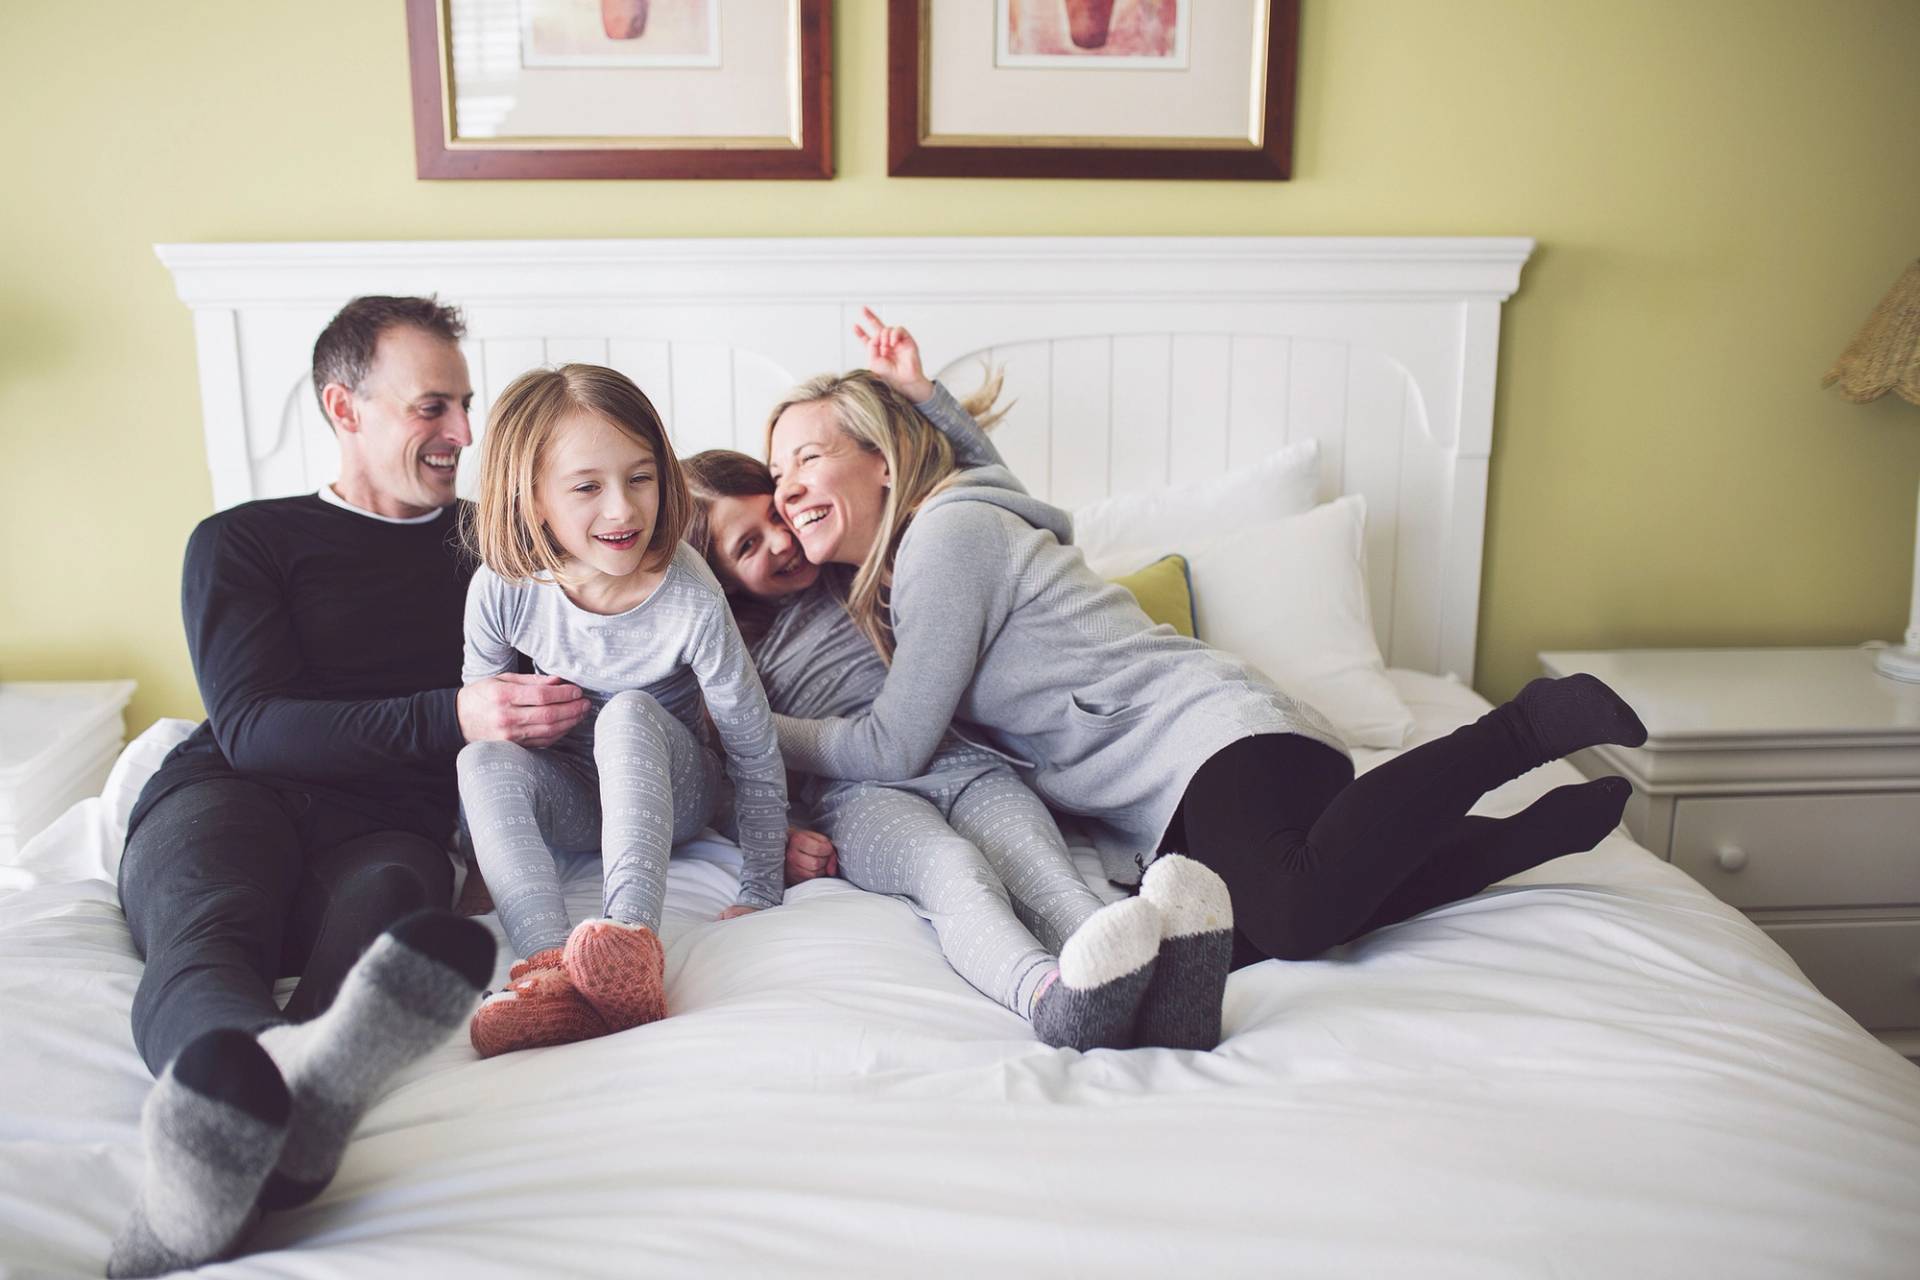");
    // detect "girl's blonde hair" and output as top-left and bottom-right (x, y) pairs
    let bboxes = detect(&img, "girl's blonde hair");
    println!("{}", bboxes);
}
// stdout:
(762, 369), (1005, 659)
(469, 363), (691, 584)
